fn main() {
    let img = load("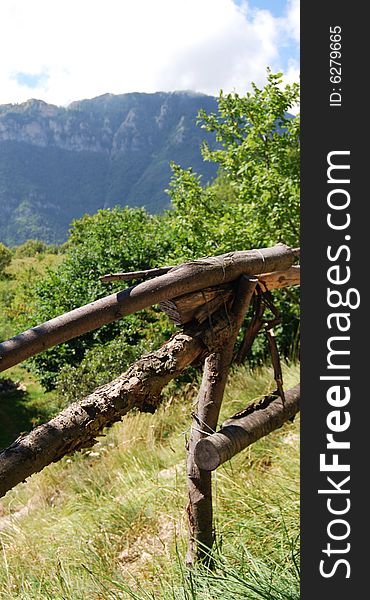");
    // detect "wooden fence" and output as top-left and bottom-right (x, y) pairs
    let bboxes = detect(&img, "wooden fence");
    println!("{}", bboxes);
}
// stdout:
(0, 243), (300, 566)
